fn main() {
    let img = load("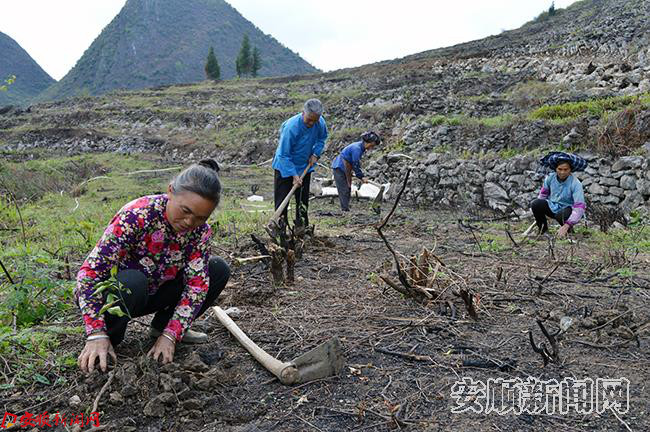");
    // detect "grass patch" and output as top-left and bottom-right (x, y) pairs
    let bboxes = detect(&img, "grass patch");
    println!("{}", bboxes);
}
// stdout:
(0, 156), (106, 201)
(330, 127), (365, 145)
(210, 195), (273, 246)
(529, 93), (650, 121)
(428, 113), (518, 128)
(0, 154), (279, 388)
